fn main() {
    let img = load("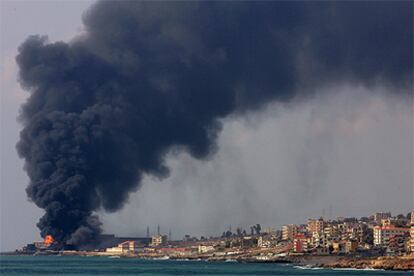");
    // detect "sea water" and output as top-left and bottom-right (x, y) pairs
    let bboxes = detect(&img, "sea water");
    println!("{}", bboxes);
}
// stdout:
(0, 255), (410, 275)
